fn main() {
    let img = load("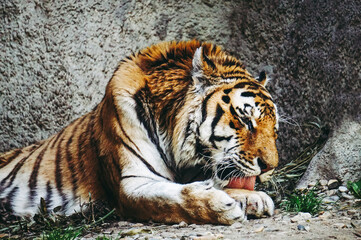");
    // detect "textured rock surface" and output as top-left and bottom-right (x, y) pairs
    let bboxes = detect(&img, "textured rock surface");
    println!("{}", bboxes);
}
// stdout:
(297, 119), (361, 188)
(1, 0), (360, 170)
